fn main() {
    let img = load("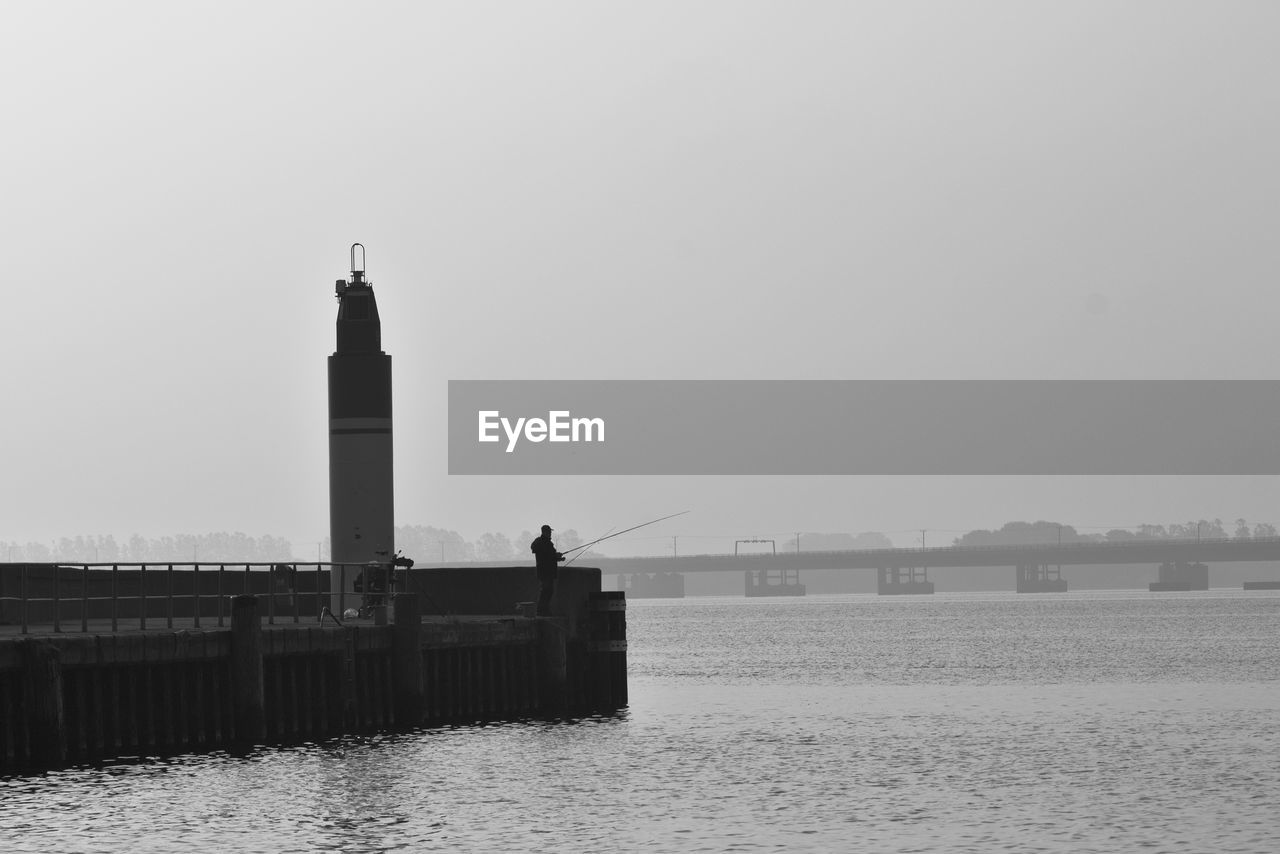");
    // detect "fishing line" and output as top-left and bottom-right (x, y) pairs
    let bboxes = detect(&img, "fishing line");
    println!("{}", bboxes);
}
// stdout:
(559, 510), (691, 558)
